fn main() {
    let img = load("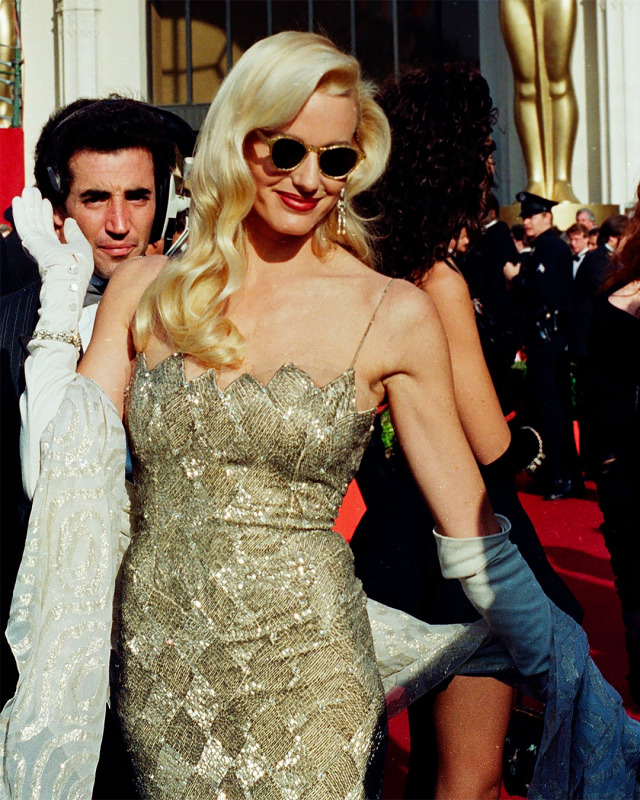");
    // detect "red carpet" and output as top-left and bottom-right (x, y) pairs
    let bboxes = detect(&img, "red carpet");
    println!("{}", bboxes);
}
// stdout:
(517, 477), (638, 718)
(334, 476), (639, 799)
